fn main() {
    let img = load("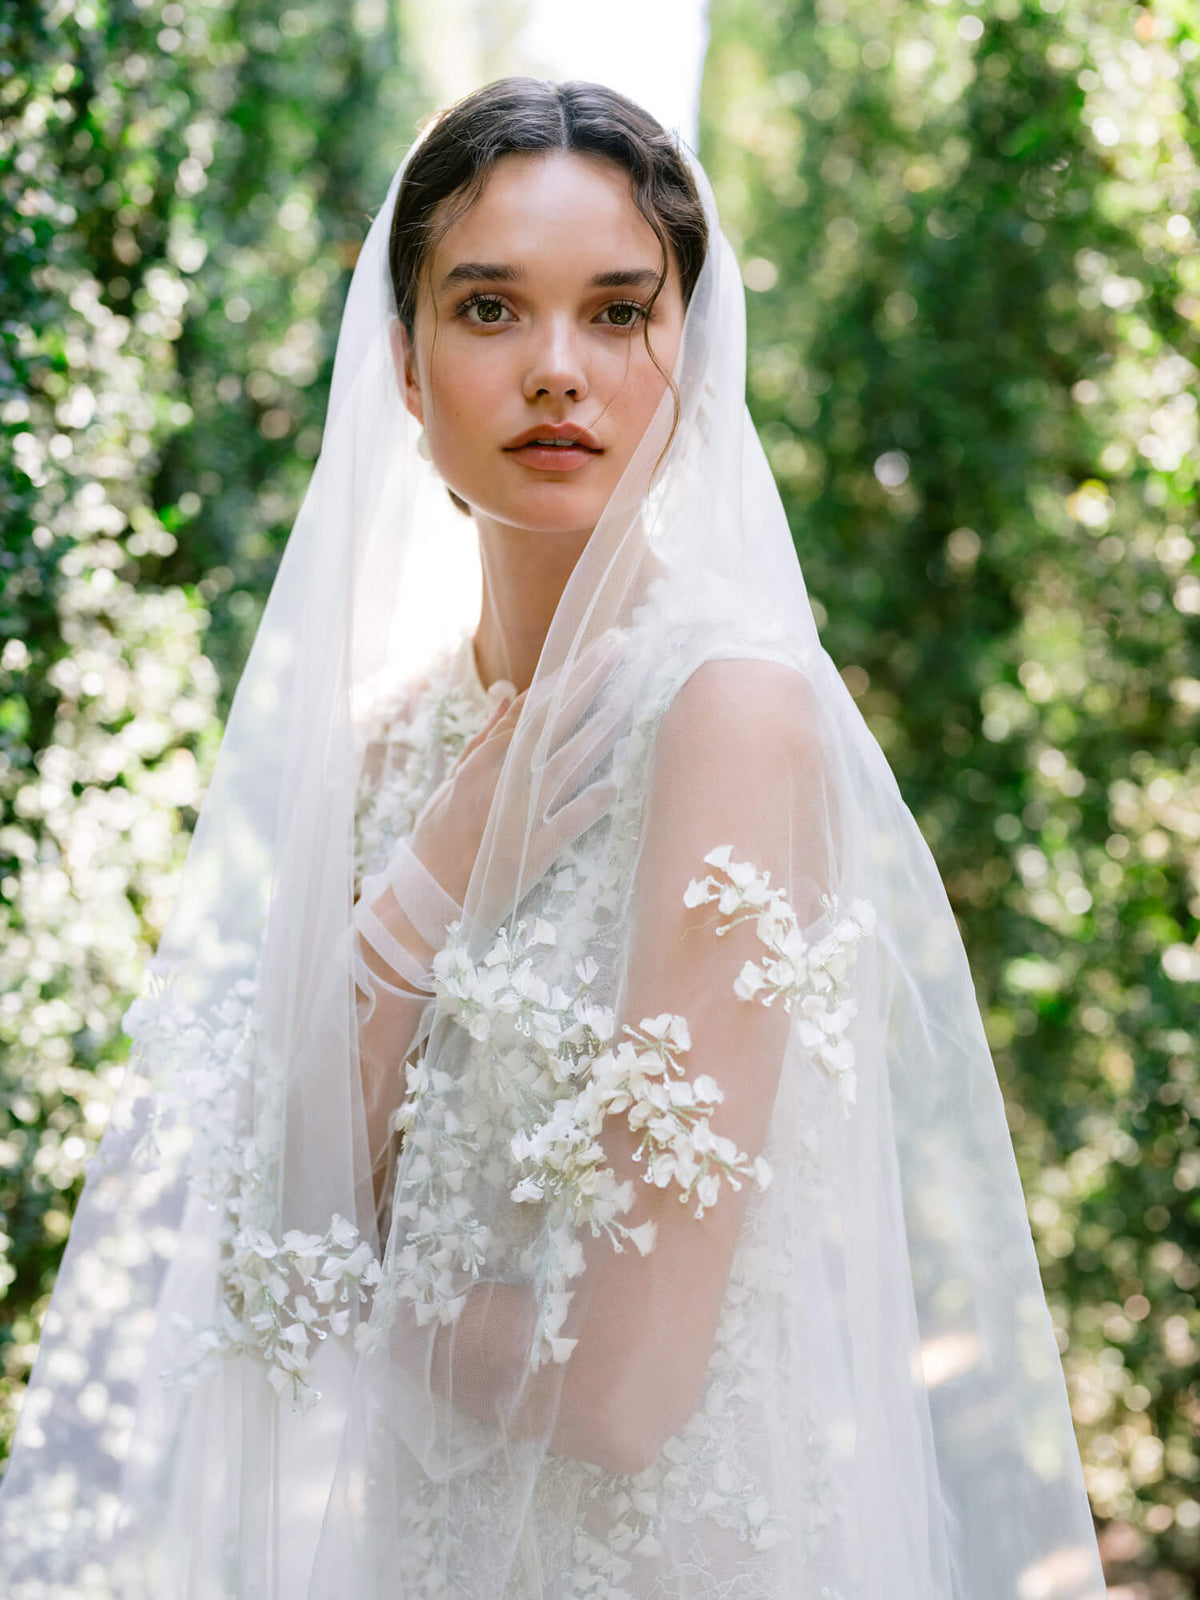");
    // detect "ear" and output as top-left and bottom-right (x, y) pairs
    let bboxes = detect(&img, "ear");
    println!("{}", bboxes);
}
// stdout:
(388, 317), (424, 427)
